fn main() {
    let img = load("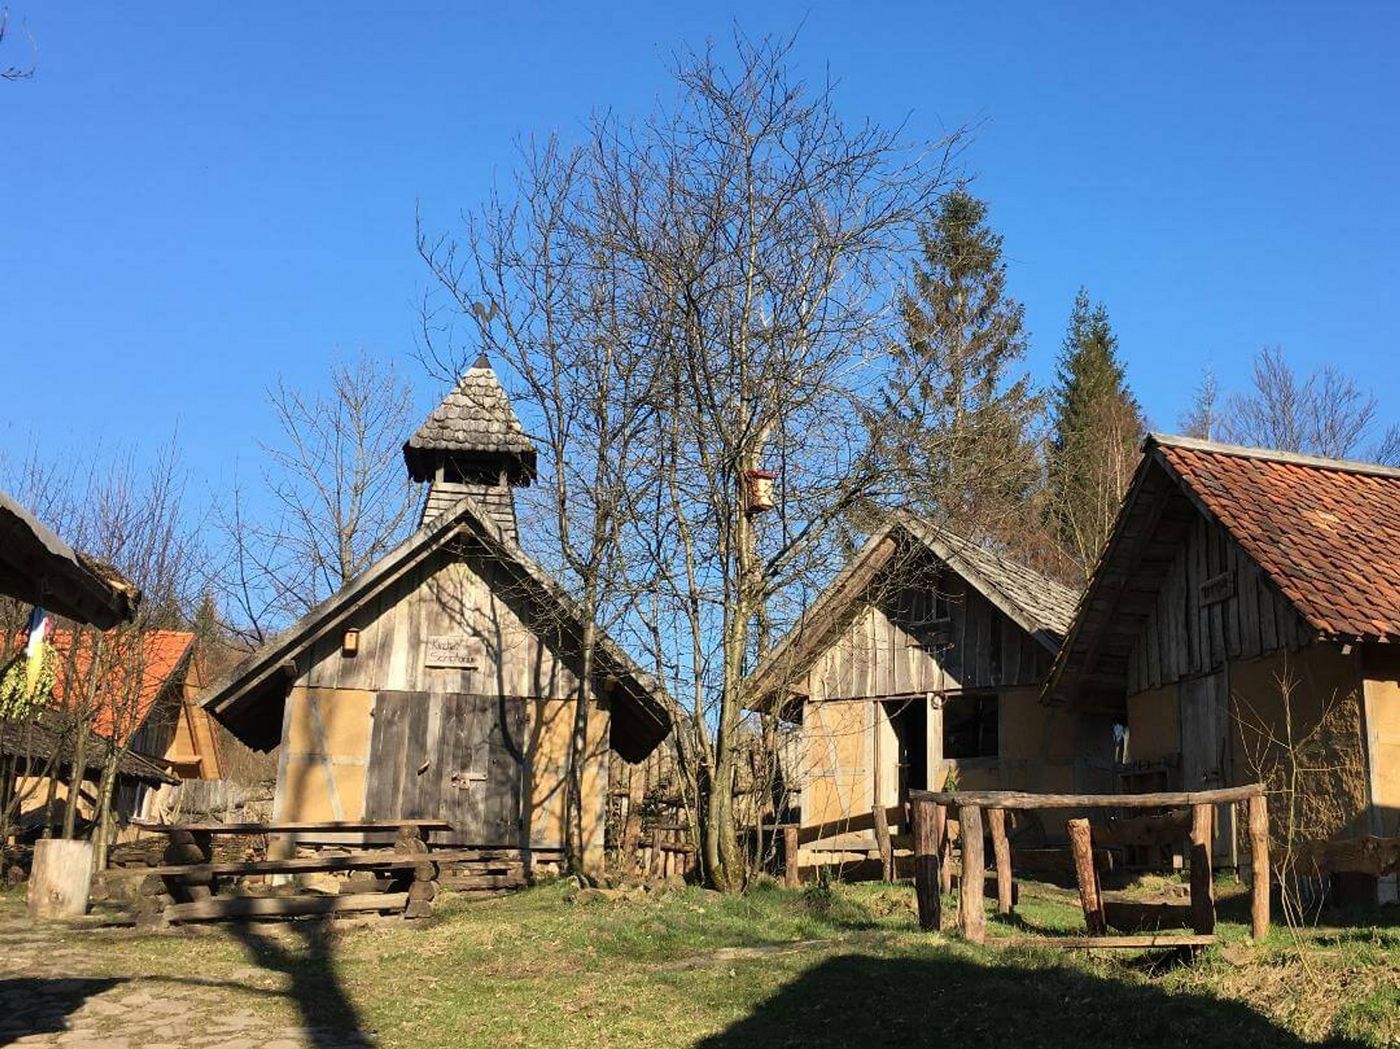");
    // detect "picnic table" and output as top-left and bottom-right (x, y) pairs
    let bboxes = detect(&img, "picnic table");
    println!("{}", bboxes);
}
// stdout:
(114, 819), (466, 925)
